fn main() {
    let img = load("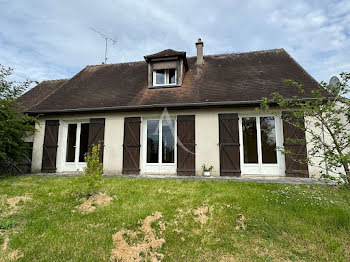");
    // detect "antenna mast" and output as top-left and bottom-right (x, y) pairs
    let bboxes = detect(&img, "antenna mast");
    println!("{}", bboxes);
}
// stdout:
(89, 27), (117, 64)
